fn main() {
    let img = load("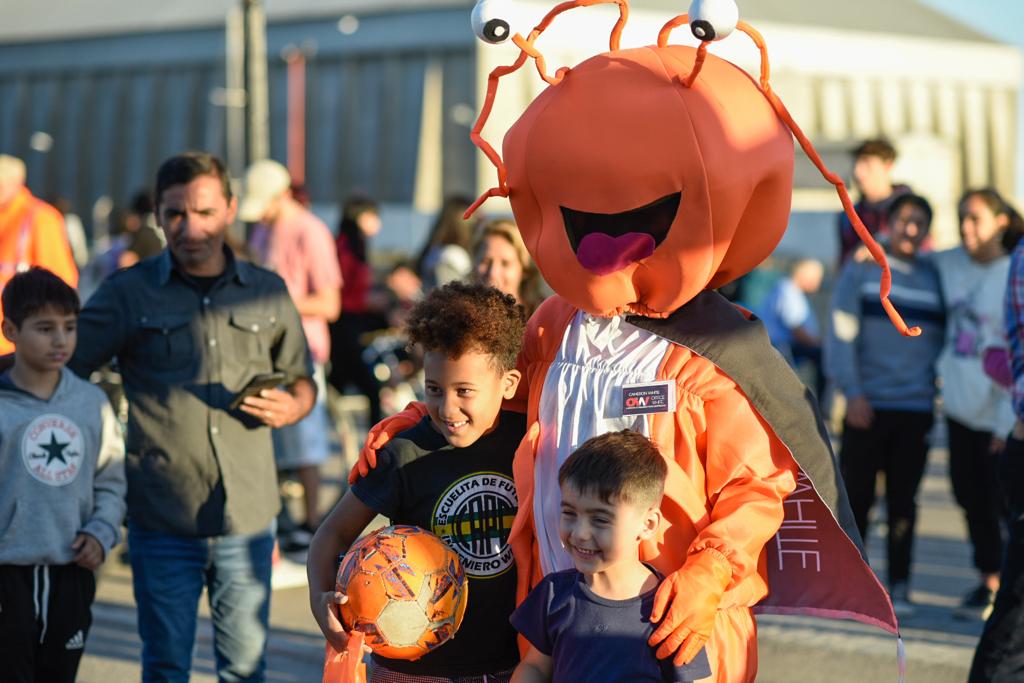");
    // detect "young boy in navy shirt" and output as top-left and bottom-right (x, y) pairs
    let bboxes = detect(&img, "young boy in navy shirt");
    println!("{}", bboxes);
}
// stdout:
(308, 282), (525, 682)
(510, 430), (711, 682)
